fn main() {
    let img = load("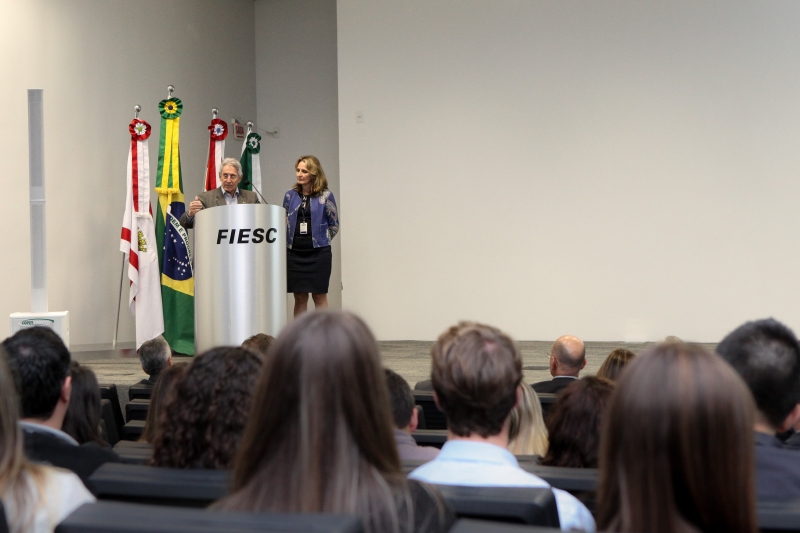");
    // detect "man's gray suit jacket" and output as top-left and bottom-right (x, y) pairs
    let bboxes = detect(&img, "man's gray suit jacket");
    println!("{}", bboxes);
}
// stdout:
(179, 187), (261, 229)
